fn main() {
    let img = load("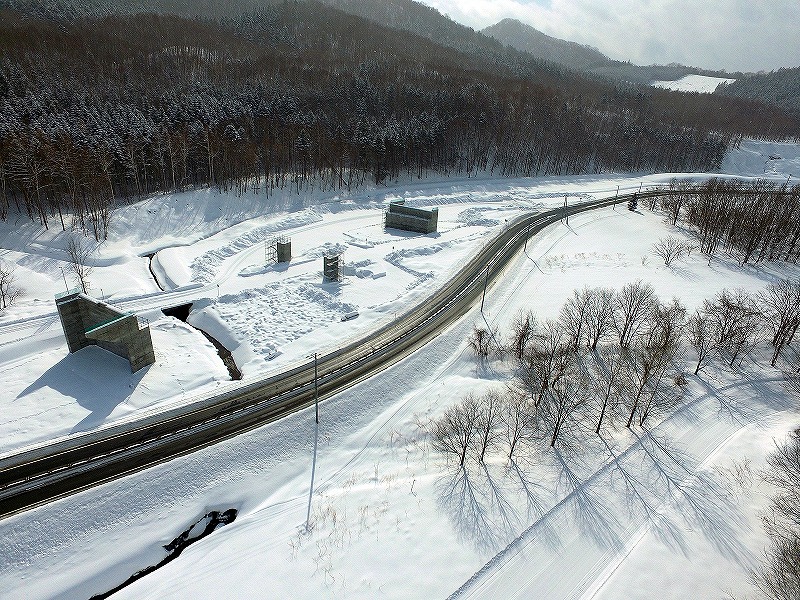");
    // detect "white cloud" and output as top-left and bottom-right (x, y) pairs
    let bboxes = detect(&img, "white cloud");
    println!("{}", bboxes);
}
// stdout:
(419, 0), (800, 72)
